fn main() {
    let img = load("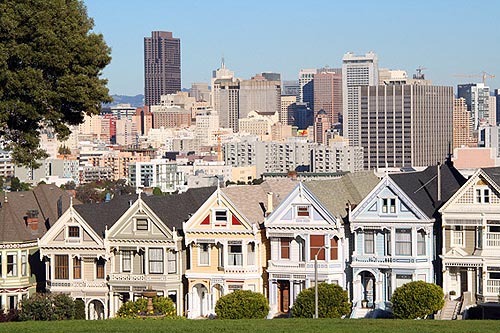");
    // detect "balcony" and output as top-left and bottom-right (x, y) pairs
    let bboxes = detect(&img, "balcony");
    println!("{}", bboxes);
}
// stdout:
(486, 233), (500, 247)
(352, 255), (429, 264)
(46, 280), (107, 289)
(108, 273), (179, 283)
(268, 260), (307, 270)
(221, 266), (259, 274)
